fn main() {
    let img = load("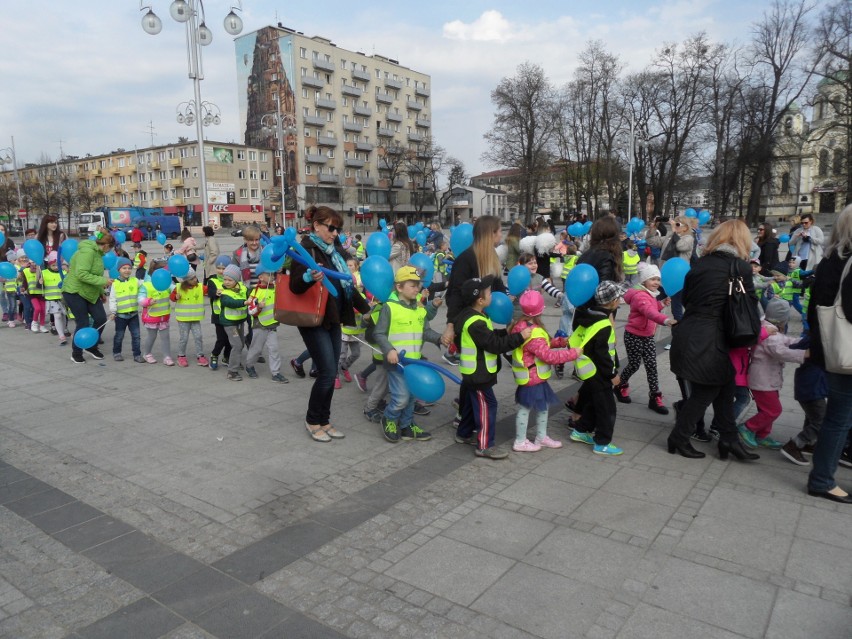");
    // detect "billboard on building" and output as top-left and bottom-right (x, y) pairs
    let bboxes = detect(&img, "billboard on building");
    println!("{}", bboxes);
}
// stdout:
(204, 146), (234, 164)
